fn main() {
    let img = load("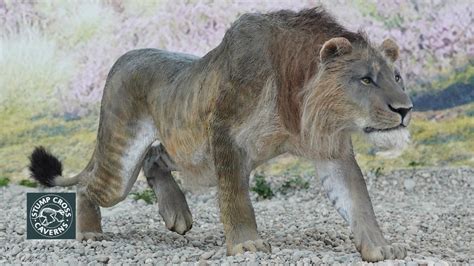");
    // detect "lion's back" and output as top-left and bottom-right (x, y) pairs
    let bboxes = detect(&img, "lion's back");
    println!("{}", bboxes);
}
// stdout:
(107, 49), (199, 90)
